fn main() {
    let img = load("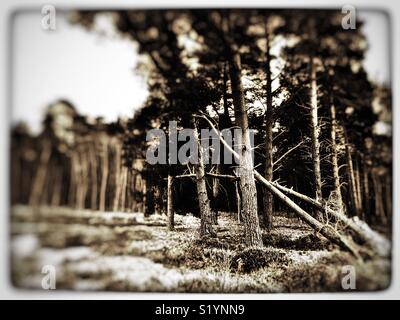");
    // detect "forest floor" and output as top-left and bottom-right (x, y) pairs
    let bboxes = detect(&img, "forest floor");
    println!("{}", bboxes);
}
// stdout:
(10, 205), (391, 293)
